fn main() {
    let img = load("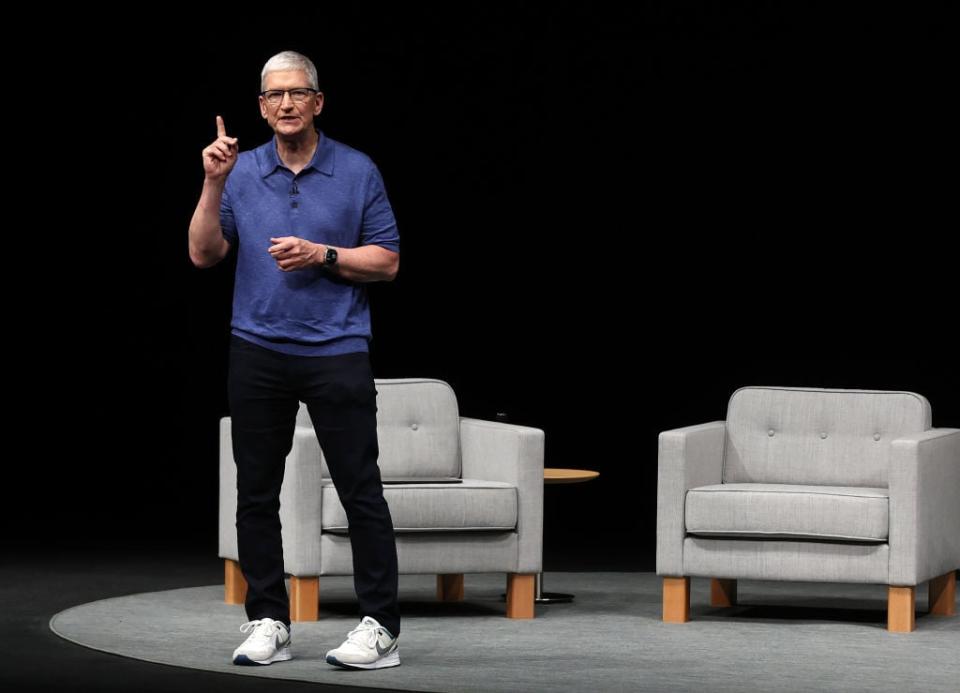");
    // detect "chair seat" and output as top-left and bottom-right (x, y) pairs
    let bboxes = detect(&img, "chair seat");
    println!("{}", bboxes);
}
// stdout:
(322, 479), (518, 534)
(685, 483), (889, 542)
